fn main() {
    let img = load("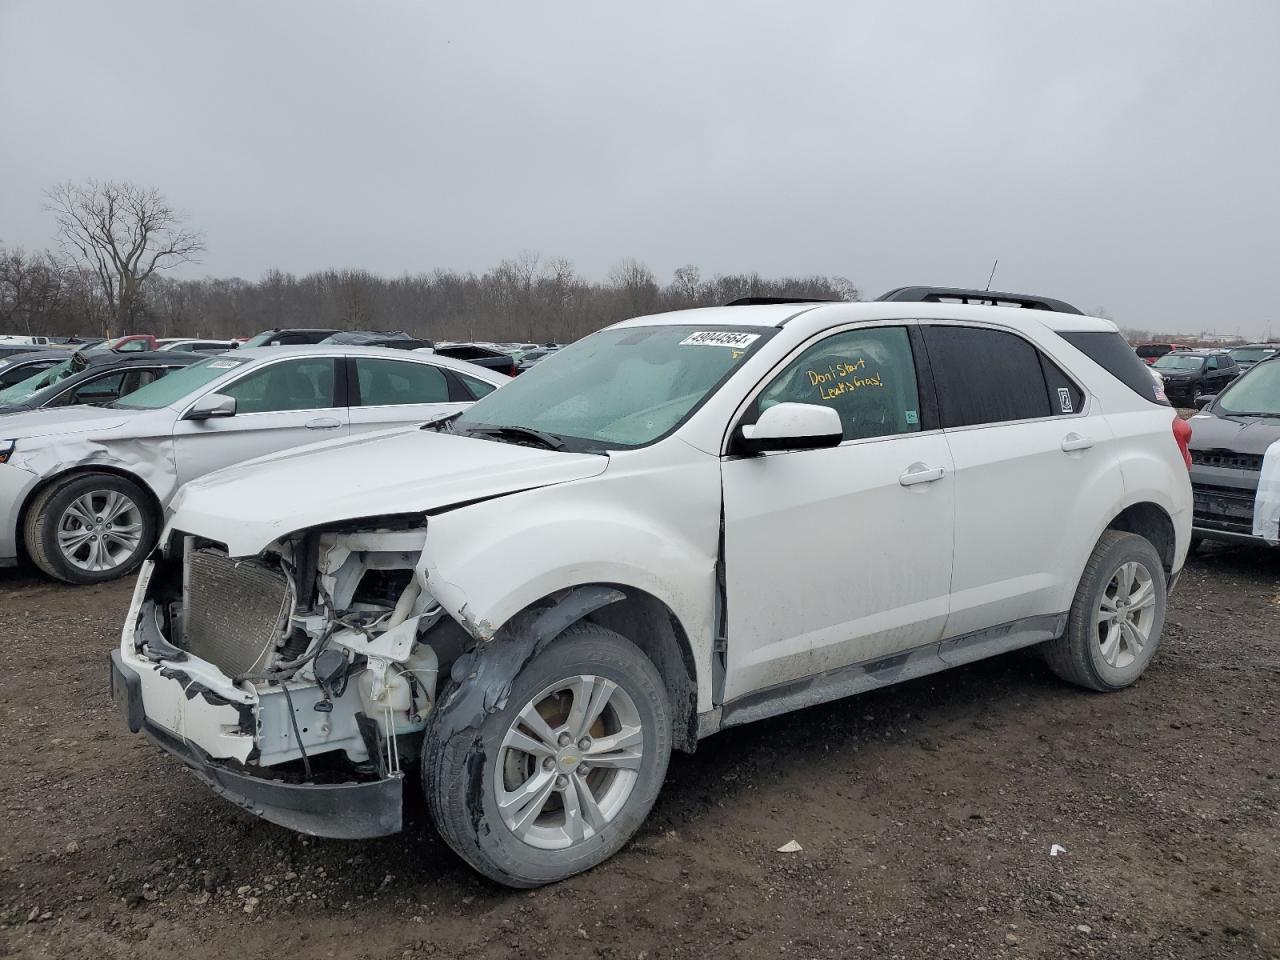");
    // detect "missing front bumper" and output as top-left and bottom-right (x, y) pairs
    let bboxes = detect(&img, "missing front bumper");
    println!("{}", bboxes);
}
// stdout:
(110, 650), (403, 839)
